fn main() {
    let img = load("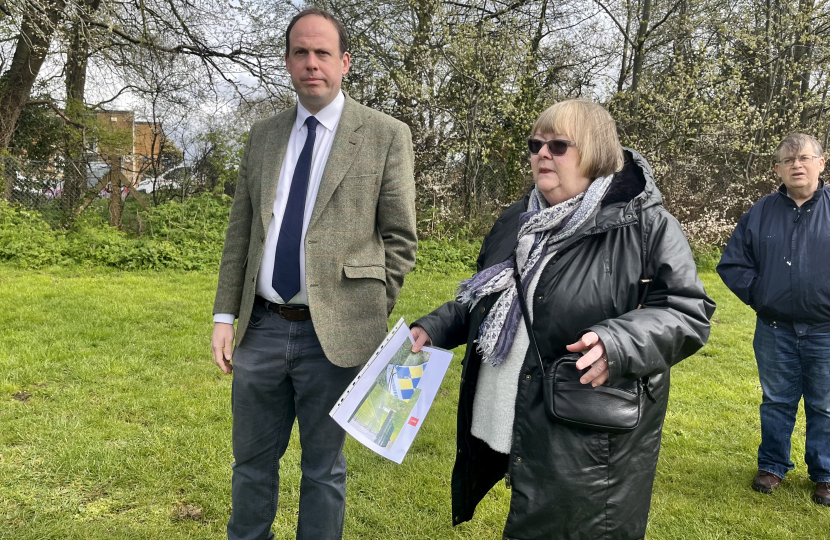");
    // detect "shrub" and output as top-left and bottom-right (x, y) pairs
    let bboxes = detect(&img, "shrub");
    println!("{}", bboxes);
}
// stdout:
(414, 239), (481, 274)
(0, 201), (67, 267)
(1, 197), (721, 274)
(0, 194), (232, 270)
